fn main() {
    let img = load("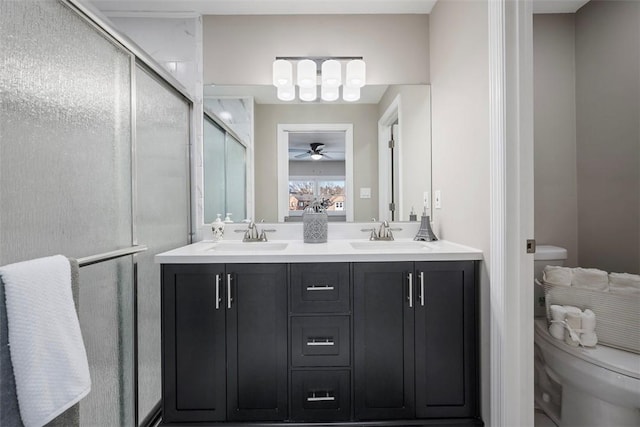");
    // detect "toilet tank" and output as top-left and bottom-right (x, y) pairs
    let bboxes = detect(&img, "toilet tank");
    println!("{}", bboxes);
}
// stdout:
(534, 245), (568, 280)
(534, 245), (568, 317)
